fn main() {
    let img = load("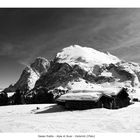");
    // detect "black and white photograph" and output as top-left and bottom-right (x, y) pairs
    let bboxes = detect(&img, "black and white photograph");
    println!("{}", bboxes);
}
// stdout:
(1, 1), (140, 139)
